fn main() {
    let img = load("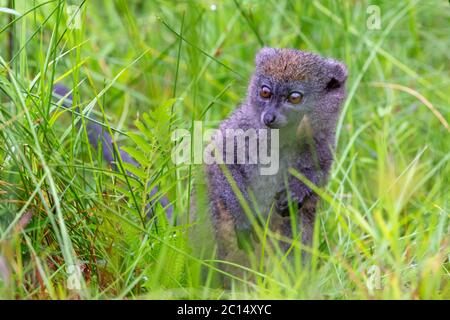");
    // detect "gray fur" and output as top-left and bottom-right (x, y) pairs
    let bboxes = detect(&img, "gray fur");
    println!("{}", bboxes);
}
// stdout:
(52, 84), (173, 220)
(206, 48), (347, 265)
